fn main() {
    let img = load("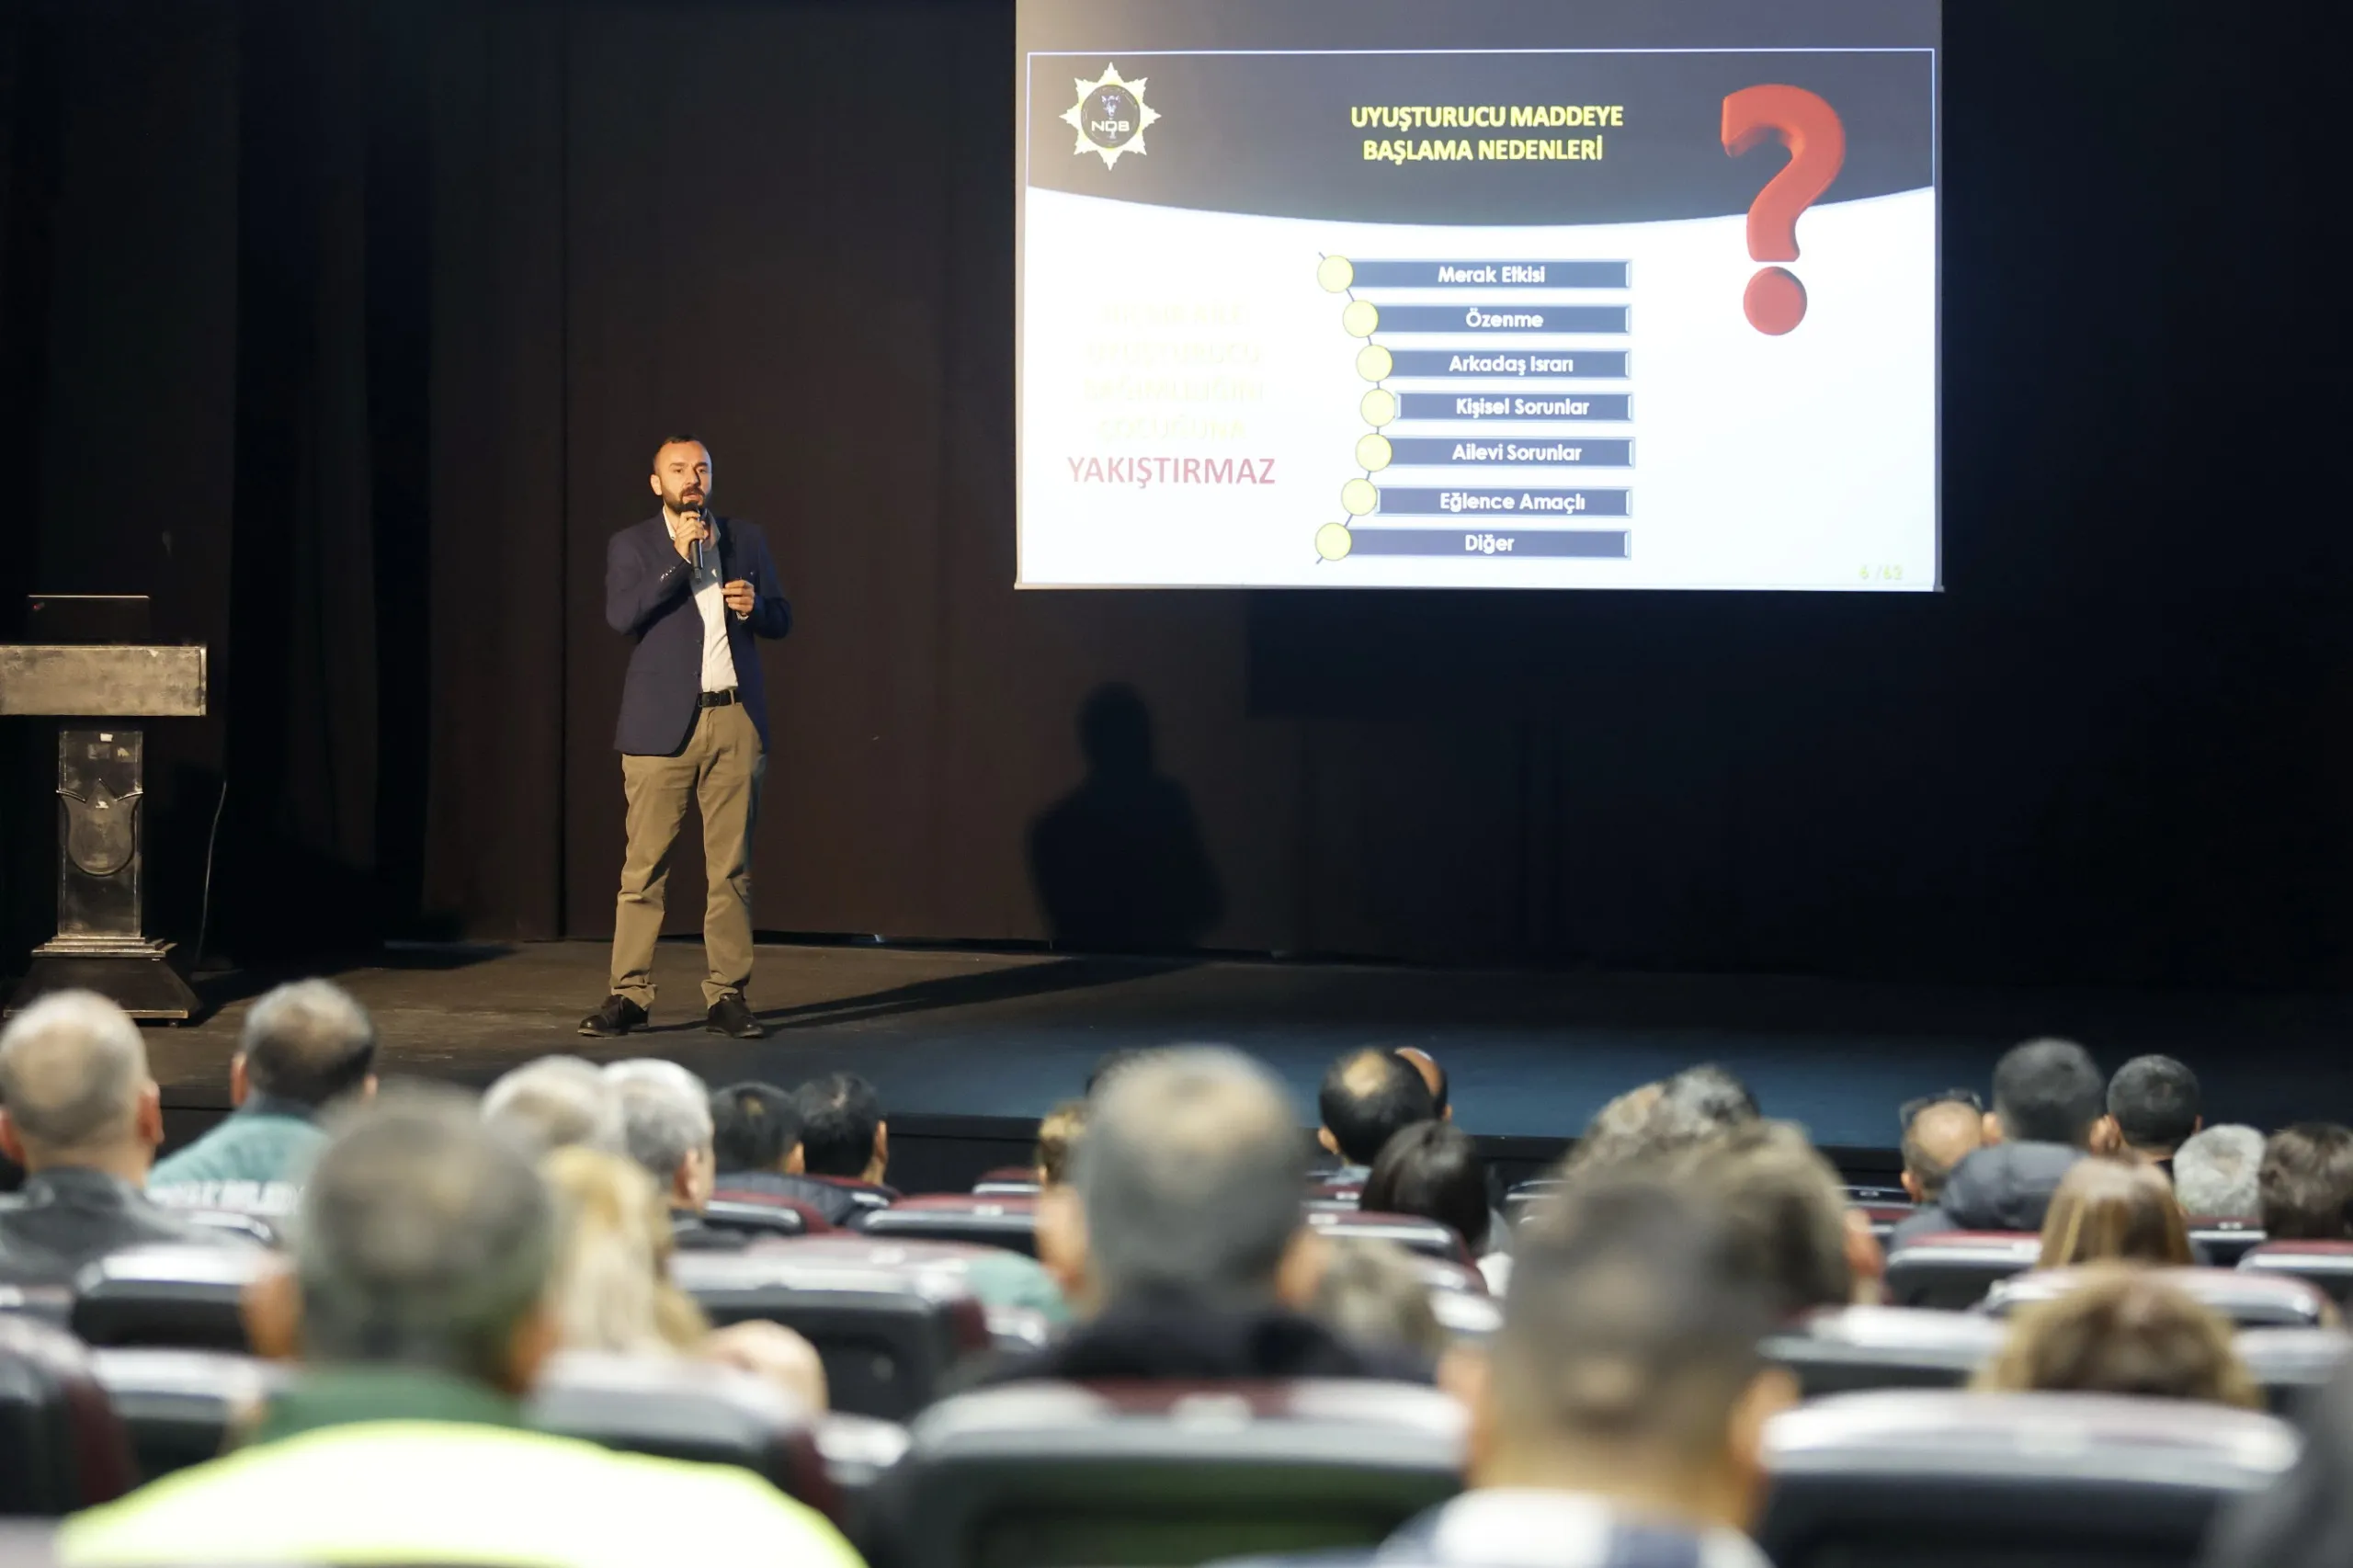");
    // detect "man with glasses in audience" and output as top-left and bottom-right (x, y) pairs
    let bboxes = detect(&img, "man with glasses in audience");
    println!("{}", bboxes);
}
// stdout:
(61, 1089), (860, 1568)
(1893, 1039), (2101, 1244)
(1889, 1089), (1986, 1249)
